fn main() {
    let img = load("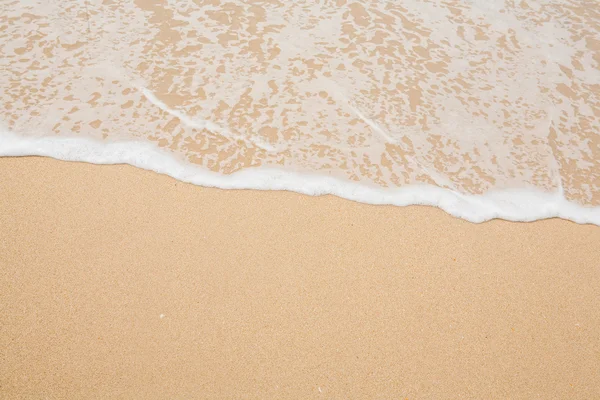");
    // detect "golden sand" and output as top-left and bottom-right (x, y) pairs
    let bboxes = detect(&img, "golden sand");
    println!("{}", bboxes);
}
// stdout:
(1, 156), (599, 398)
